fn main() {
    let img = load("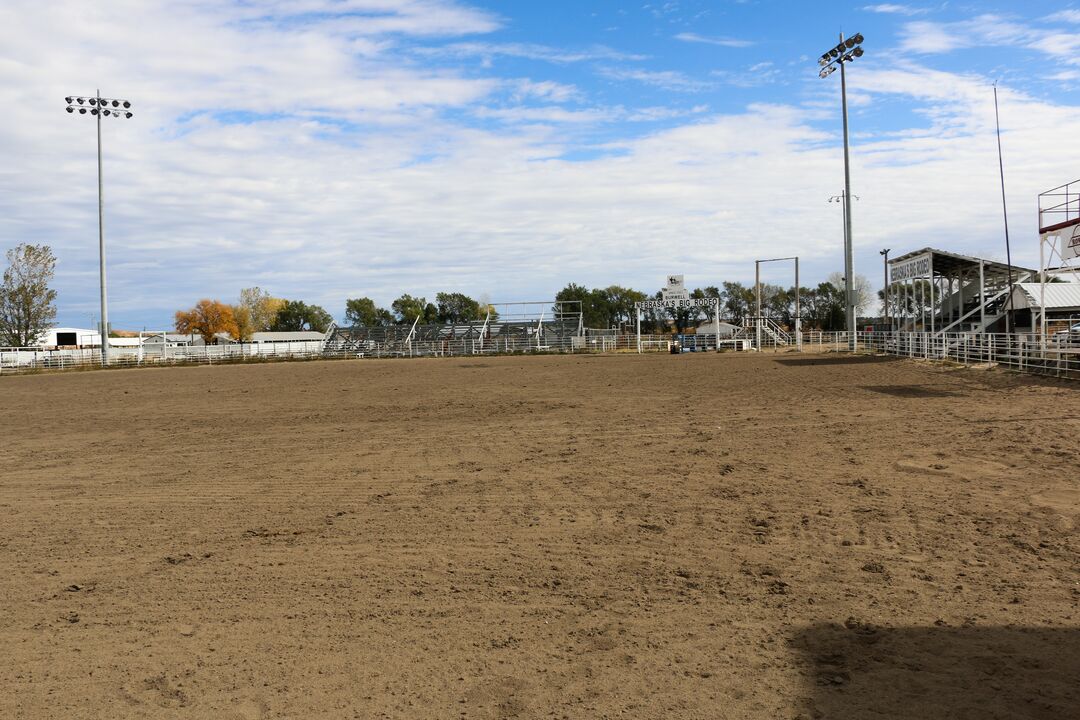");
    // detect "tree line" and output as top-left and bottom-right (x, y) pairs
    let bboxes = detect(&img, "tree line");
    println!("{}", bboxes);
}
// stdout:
(172, 290), (501, 344)
(556, 275), (872, 333)
(0, 241), (877, 347)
